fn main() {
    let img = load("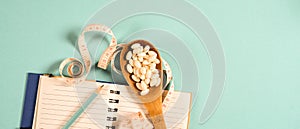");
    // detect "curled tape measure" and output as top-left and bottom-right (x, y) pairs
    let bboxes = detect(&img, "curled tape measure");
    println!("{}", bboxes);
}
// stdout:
(59, 24), (177, 127)
(59, 24), (117, 84)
